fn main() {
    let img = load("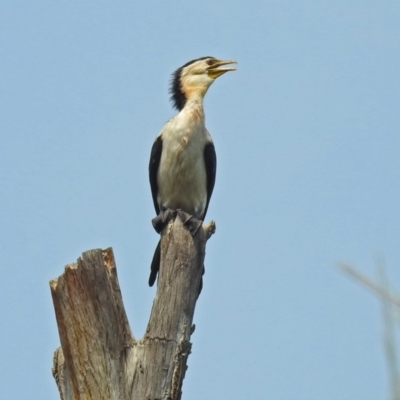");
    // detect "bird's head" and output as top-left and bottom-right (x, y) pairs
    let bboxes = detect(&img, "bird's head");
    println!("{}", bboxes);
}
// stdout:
(170, 56), (236, 110)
